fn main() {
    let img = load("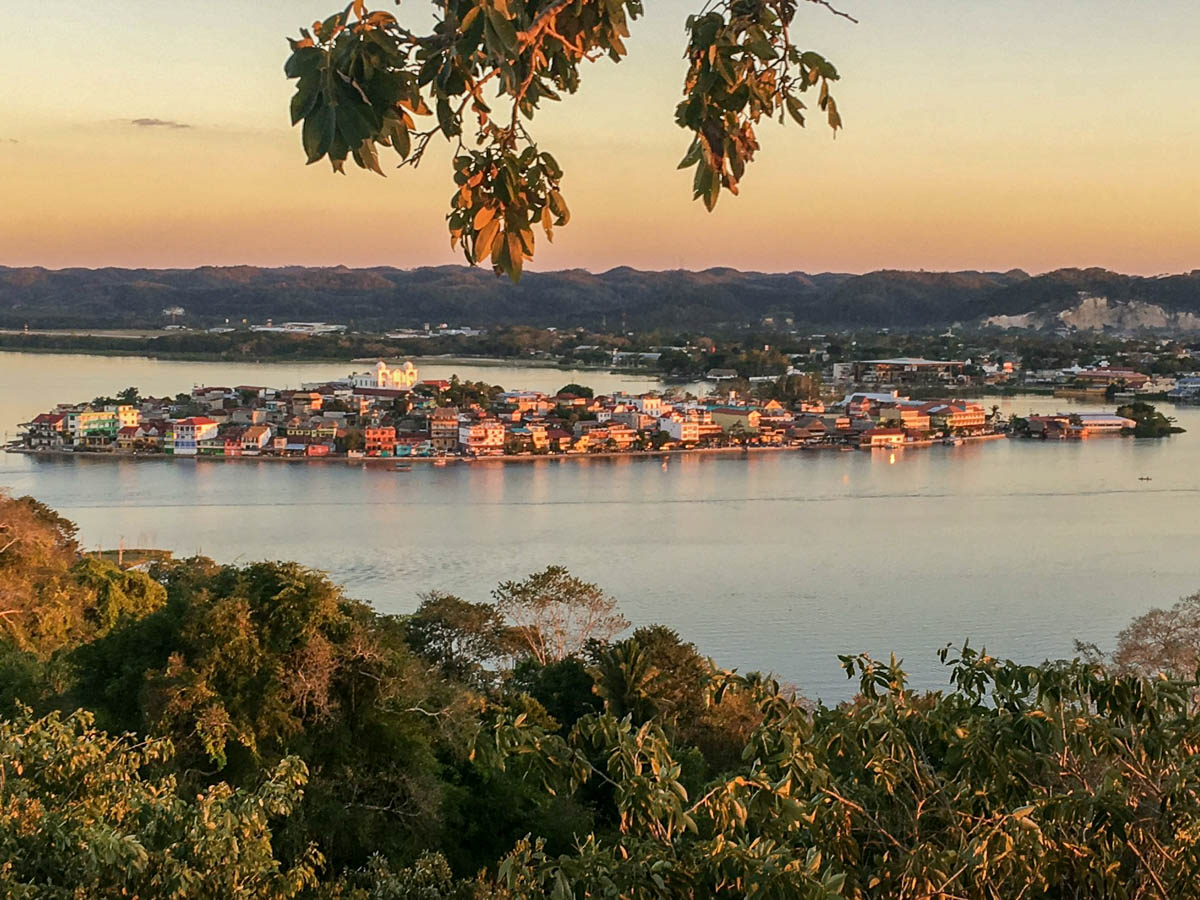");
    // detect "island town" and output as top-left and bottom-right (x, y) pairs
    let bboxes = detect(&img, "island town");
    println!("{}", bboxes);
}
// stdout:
(10, 358), (1178, 463)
